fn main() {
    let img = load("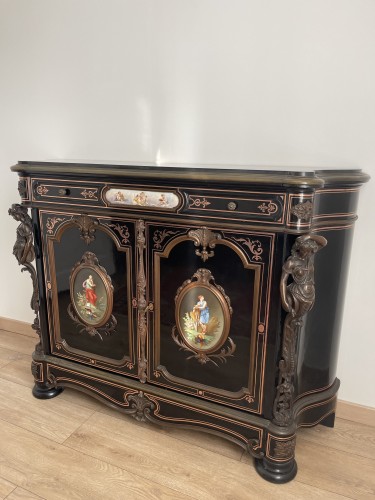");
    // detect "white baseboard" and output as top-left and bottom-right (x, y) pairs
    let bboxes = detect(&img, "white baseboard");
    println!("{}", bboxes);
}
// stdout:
(336, 400), (375, 427)
(0, 316), (37, 338)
